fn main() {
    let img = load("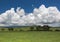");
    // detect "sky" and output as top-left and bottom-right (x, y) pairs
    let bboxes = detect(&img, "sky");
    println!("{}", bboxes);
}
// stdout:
(0, 0), (60, 27)
(0, 0), (60, 13)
